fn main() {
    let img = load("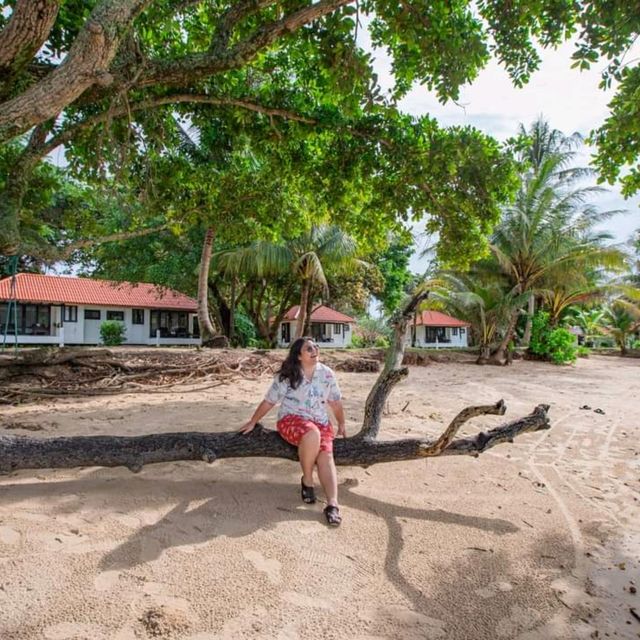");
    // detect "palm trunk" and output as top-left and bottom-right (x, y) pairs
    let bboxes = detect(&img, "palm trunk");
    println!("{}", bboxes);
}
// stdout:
(295, 279), (311, 339)
(476, 344), (491, 364)
(488, 311), (519, 365)
(229, 276), (236, 343)
(303, 284), (314, 336)
(521, 294), (535, 347)
(197, 227), (217, 341)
